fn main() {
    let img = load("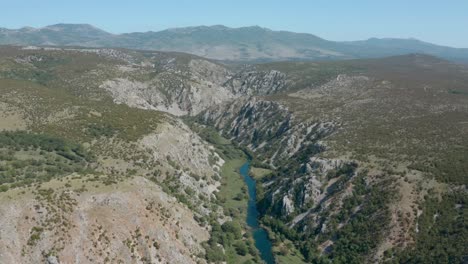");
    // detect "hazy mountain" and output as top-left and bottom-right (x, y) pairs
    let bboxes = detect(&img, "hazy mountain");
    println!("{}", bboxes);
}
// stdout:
(0, 23), (113, 46)
(1, 24), (468, 62)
